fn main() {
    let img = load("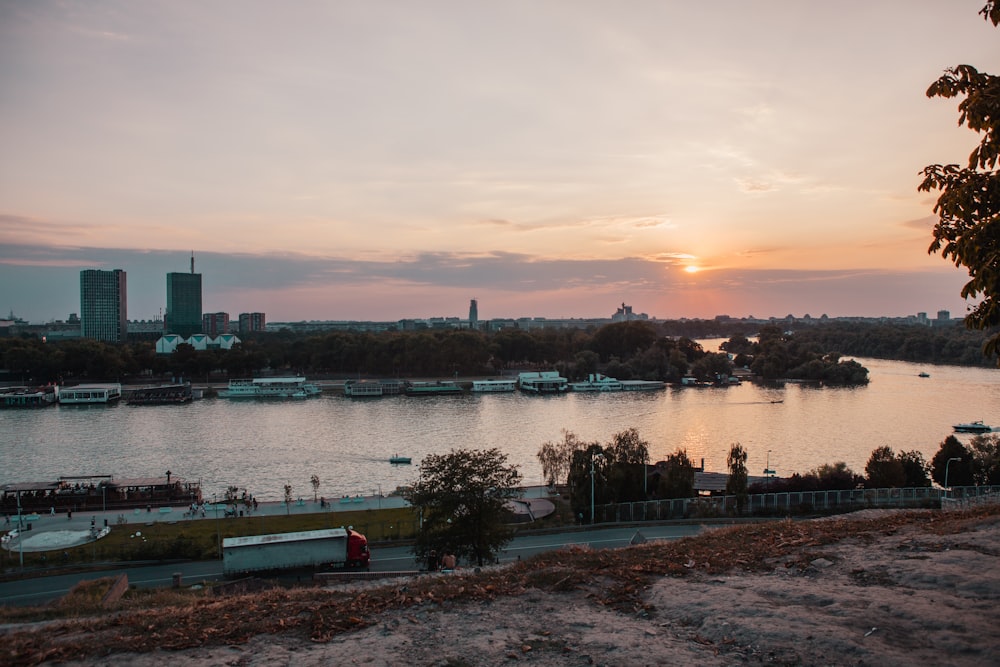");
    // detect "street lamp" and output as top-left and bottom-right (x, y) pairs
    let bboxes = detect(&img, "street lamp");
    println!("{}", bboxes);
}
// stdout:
(590, 452), (604, 524)
(212, 492), (221, 558)
(944, 457), (962, 500)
